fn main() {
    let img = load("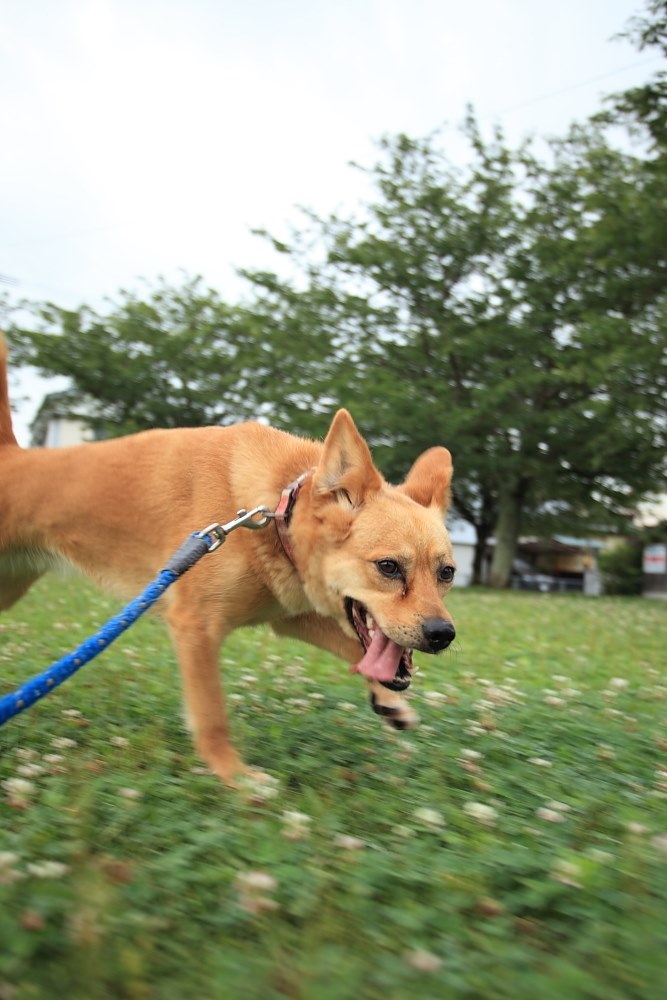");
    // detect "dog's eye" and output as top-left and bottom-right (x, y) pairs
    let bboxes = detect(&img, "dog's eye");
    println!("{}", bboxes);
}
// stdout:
(438, 565), (455, 584)
(376, 559), (403, 580)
